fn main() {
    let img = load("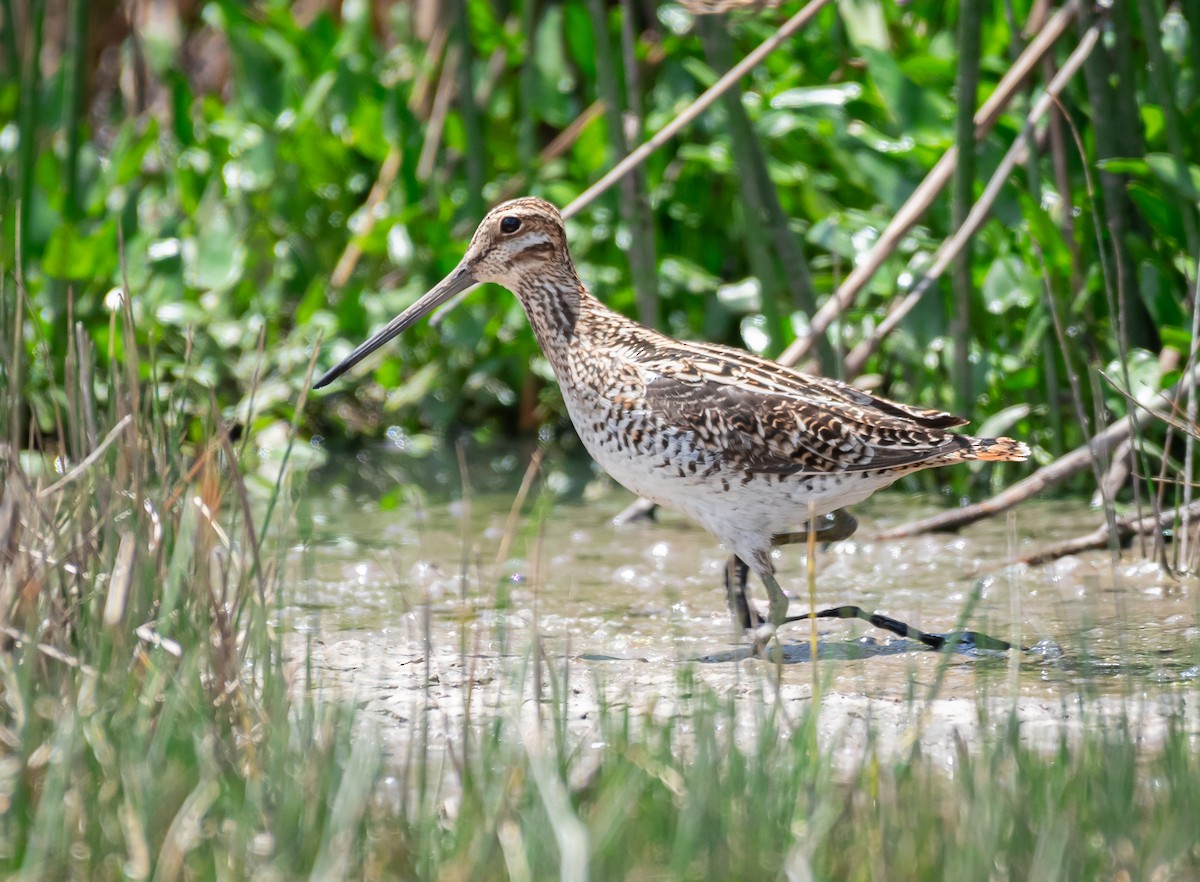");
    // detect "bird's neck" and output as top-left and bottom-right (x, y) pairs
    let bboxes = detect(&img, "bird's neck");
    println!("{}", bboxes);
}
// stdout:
(511, 264), (607, 356)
